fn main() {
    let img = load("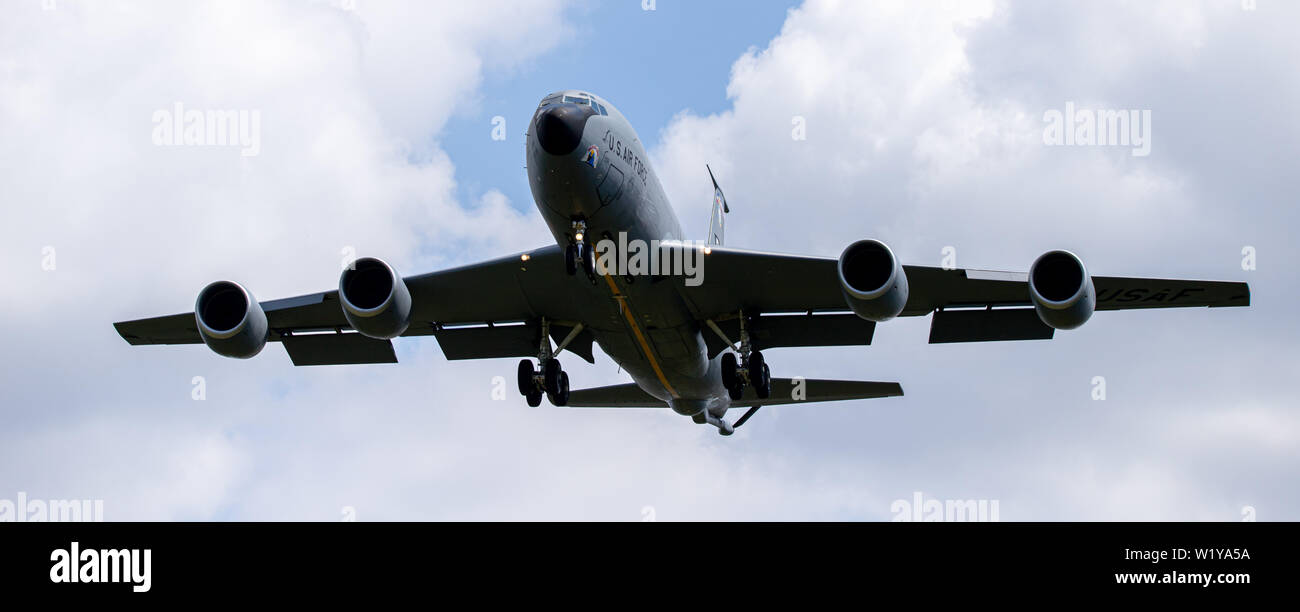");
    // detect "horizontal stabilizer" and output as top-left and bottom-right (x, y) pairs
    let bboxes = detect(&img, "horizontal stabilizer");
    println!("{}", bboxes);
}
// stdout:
(731, 378), (903, 407)
(564, 378), (903, 408)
